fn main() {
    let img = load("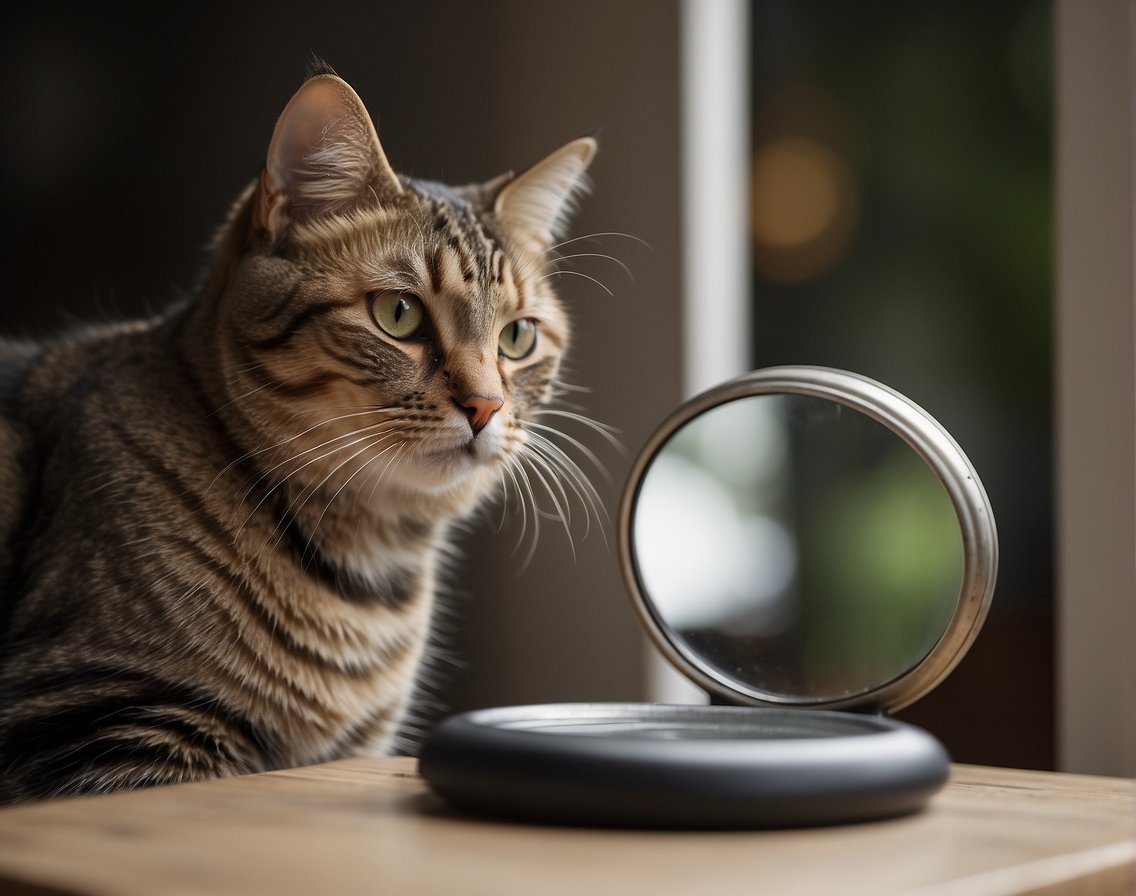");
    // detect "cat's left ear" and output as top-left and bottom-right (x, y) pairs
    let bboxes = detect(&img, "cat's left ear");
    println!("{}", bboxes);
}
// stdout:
(493, 137), (597, 253)
(253, 73), (402, 243)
